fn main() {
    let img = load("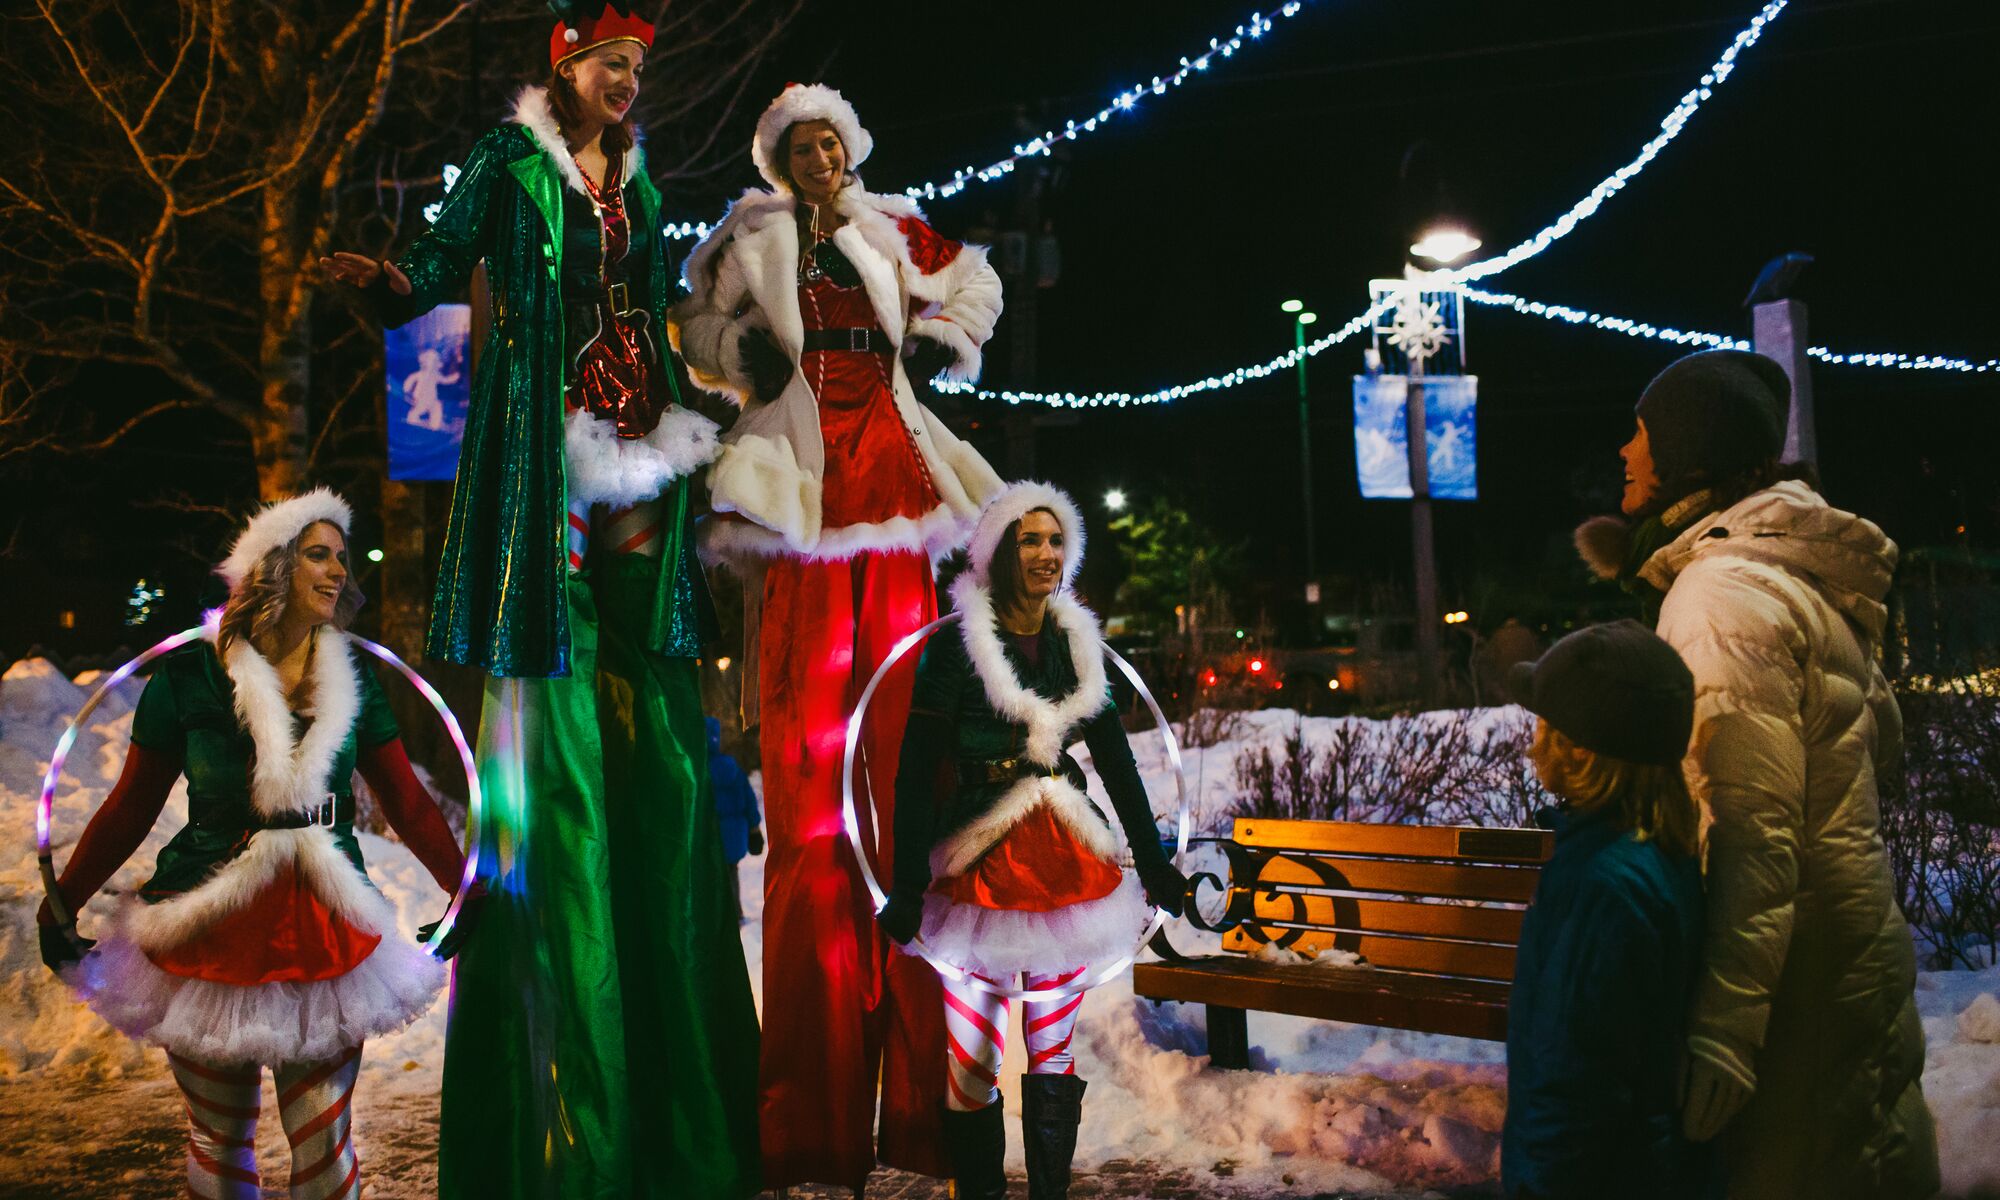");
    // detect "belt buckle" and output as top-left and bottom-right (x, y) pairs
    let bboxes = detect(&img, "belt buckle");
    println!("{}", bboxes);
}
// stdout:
(607, 281), (631, 315)
(848, 328), (868, 352)
(316, 794), (337, 828)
